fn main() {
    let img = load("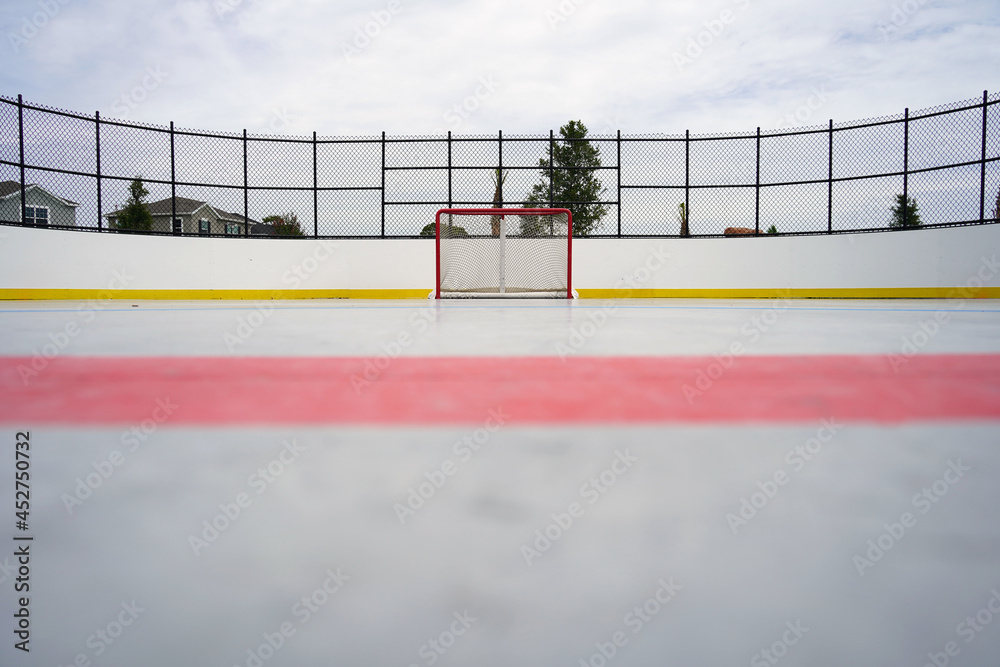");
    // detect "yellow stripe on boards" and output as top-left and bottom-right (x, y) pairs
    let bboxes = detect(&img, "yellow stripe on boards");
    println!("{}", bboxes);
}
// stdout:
(2, 287), (999, 301)
(575, 287), (1000, 299)
(0, 289), (431, 300)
